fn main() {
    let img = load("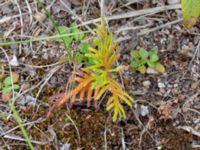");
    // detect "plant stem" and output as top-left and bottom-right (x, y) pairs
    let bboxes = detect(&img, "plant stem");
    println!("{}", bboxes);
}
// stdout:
(0, 31), (90, 46)
(9, 100), (35, 150)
